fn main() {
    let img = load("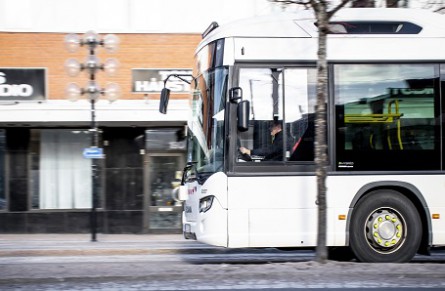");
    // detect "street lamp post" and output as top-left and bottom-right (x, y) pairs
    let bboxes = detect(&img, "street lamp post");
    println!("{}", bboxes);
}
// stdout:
(64, 31), (120, 241)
